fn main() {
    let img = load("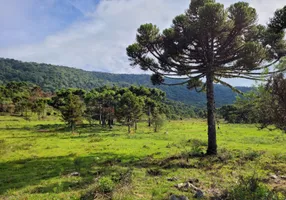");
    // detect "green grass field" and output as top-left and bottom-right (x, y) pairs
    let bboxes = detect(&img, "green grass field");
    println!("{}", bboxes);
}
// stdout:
(0, 115), (285, 200)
